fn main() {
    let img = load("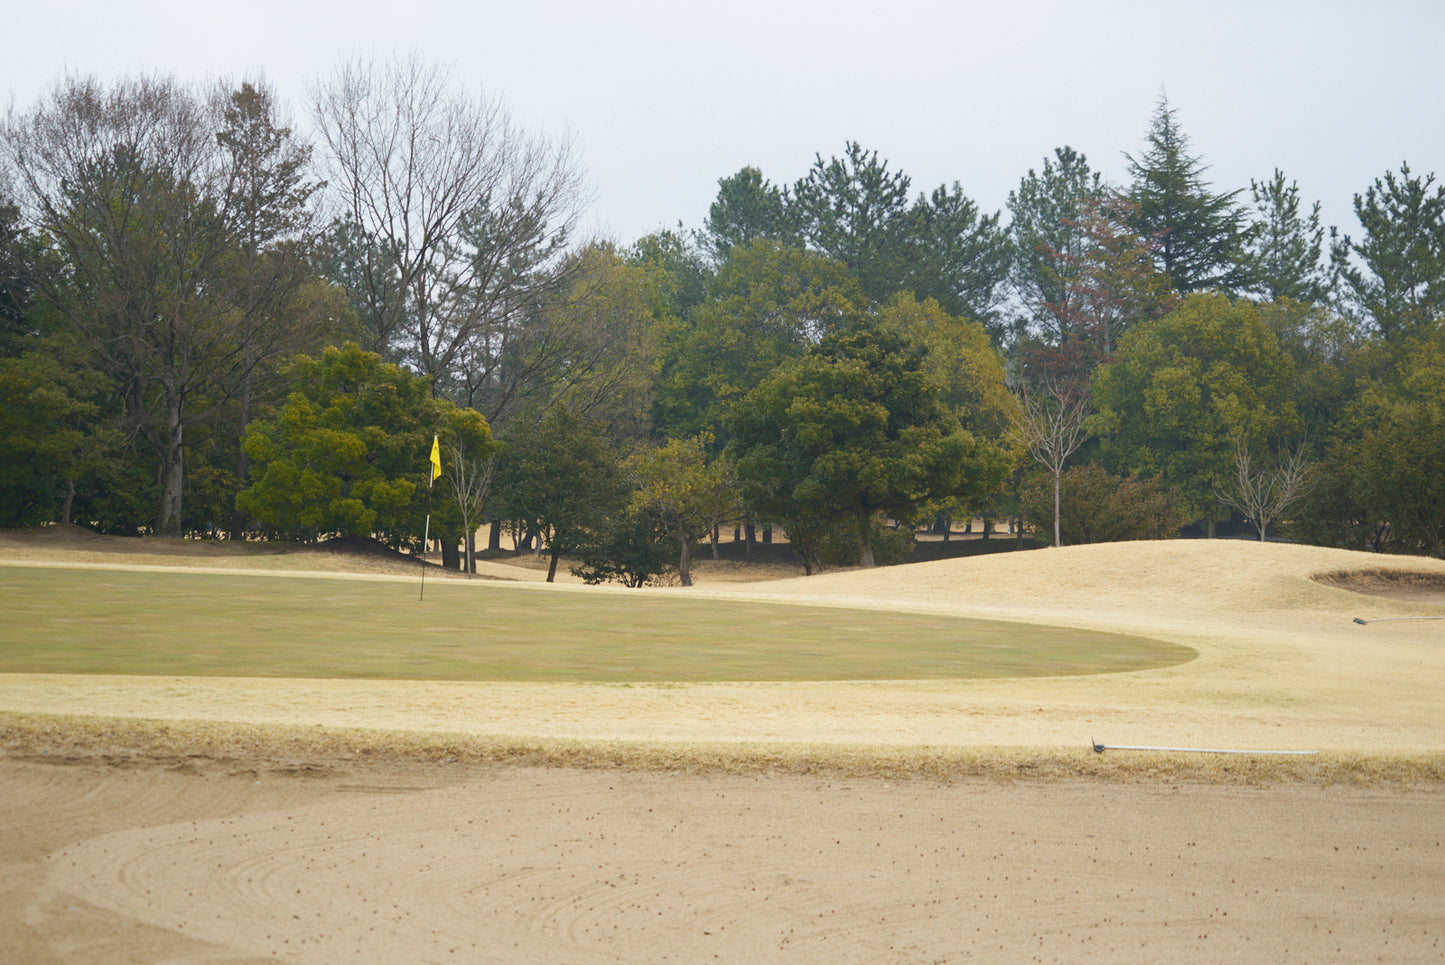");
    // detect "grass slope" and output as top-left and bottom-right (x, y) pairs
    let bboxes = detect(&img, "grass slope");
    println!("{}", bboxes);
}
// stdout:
(0, 567), (1191, 682)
